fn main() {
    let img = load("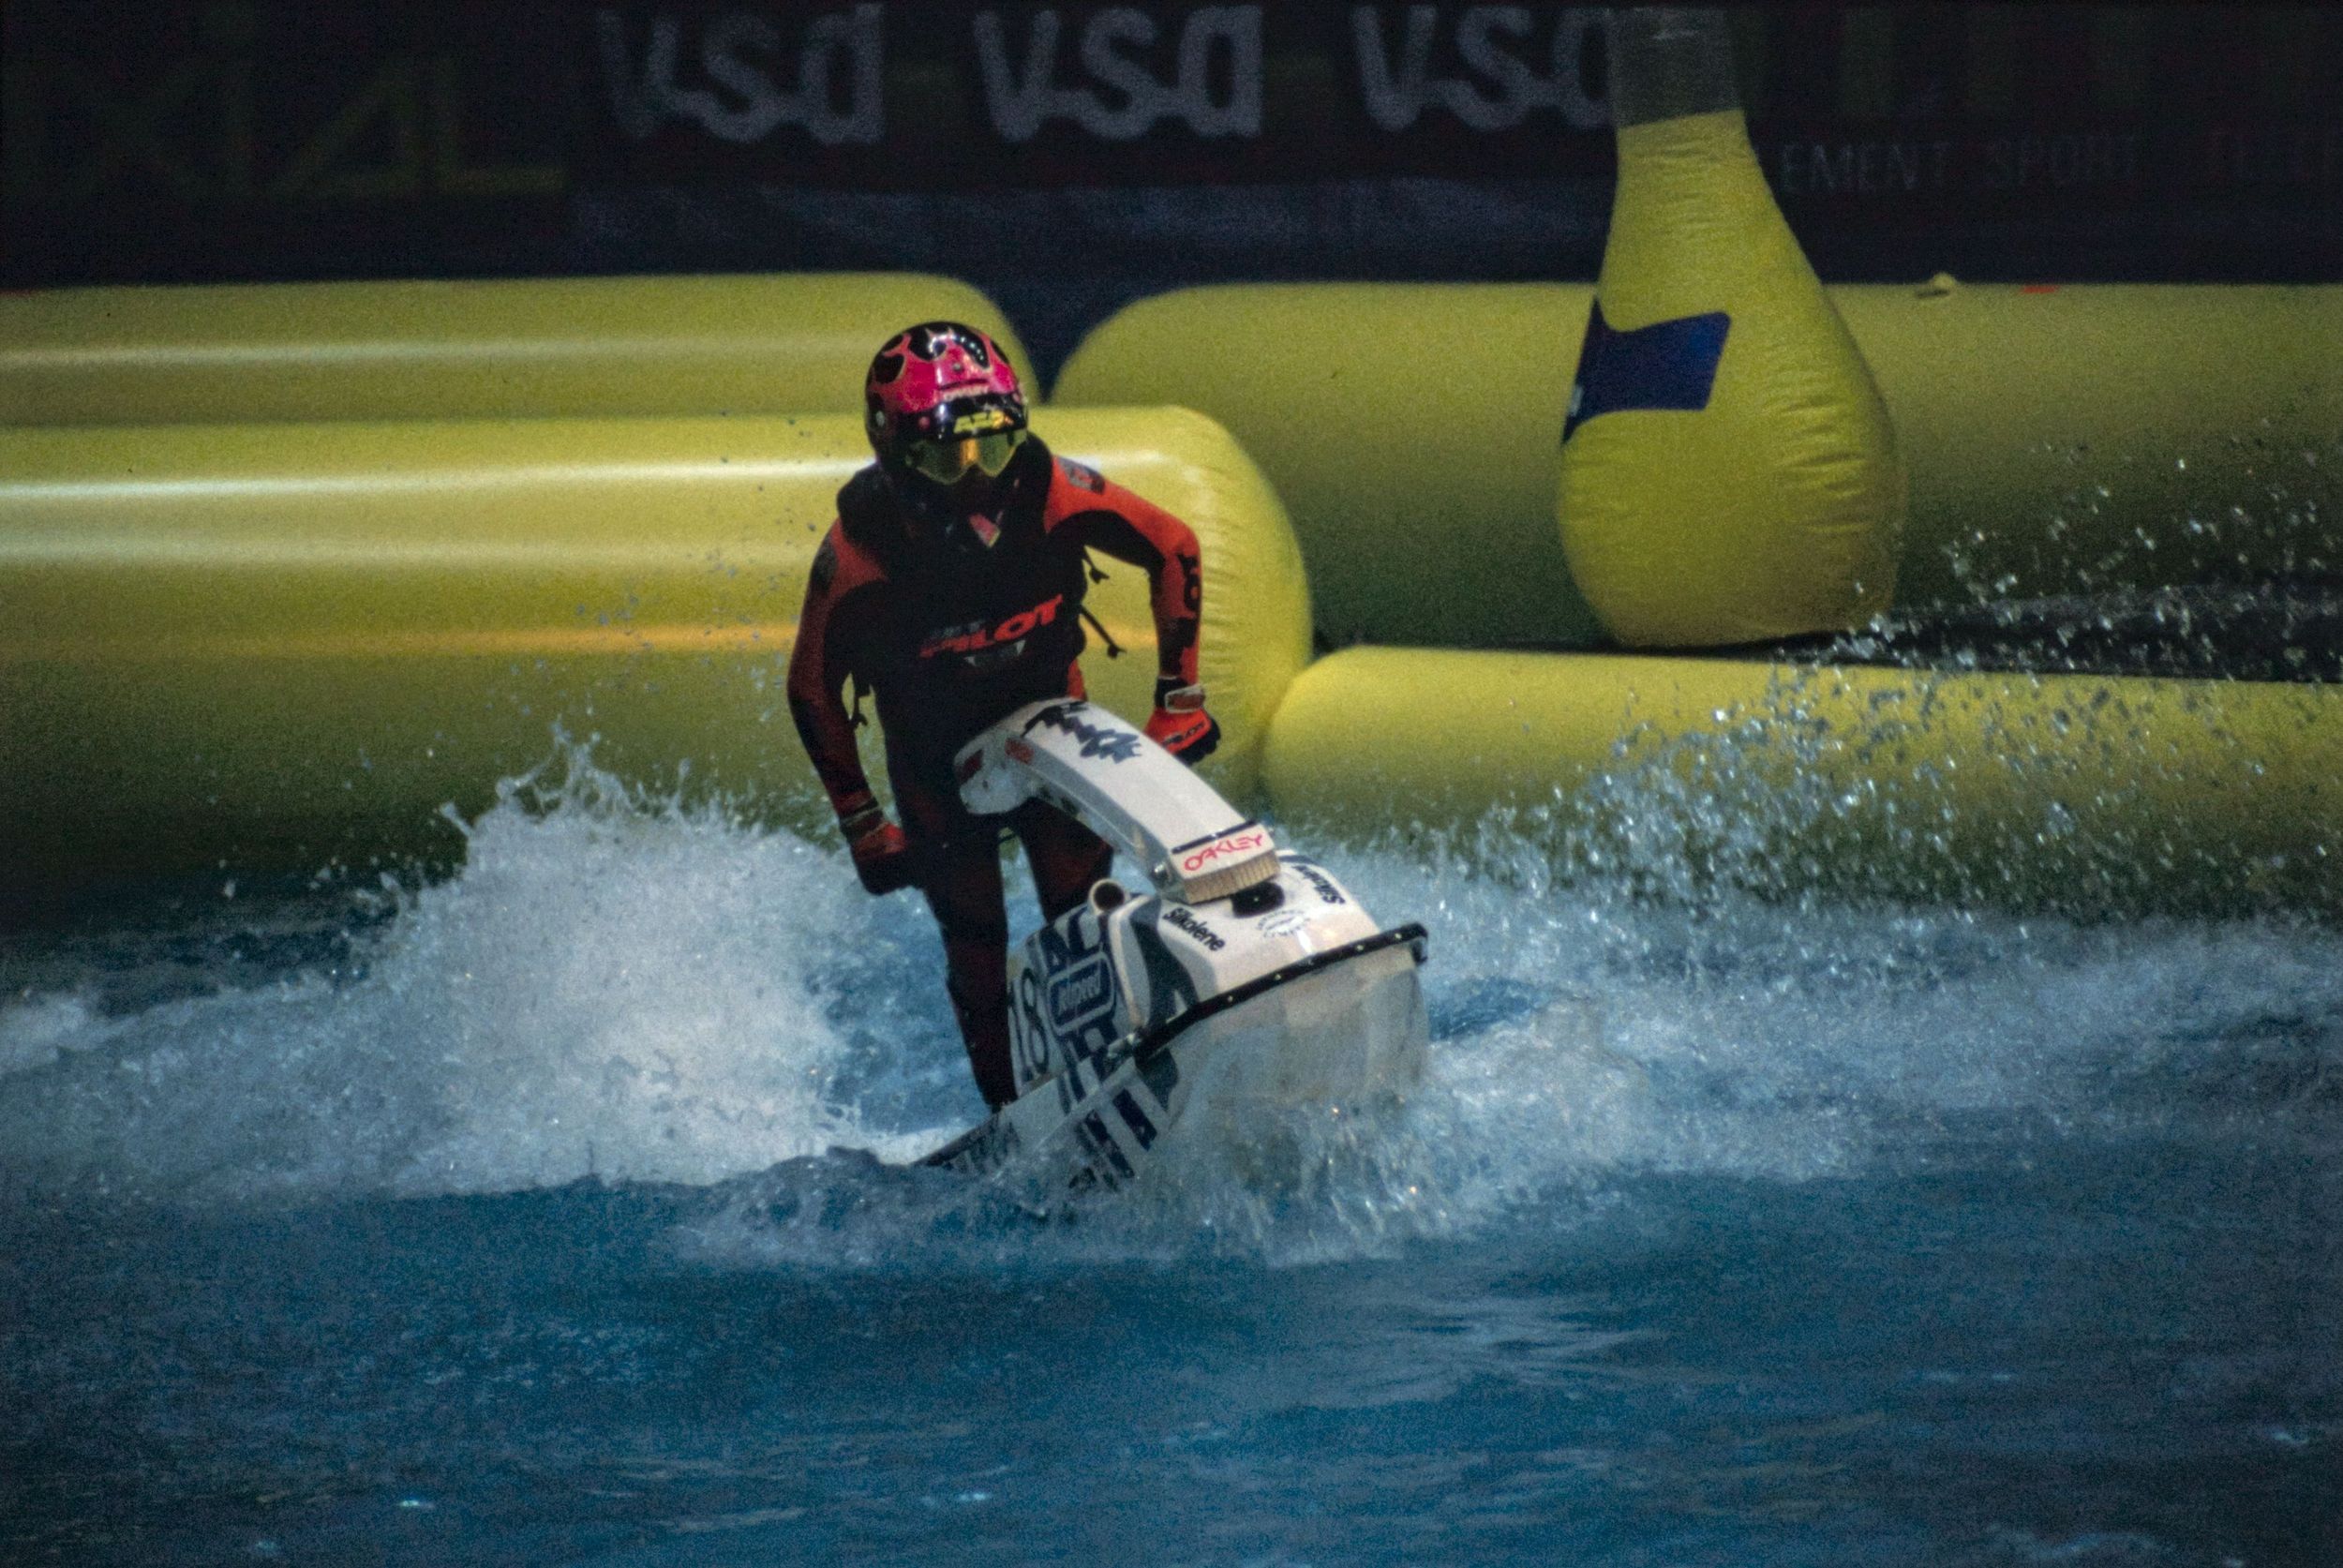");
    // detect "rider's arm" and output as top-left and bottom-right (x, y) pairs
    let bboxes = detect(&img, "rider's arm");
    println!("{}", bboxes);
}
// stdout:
(785, 530), (880, 829)
(1051, 459), (1217, 762)
(1053, 461), (1202, 691)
